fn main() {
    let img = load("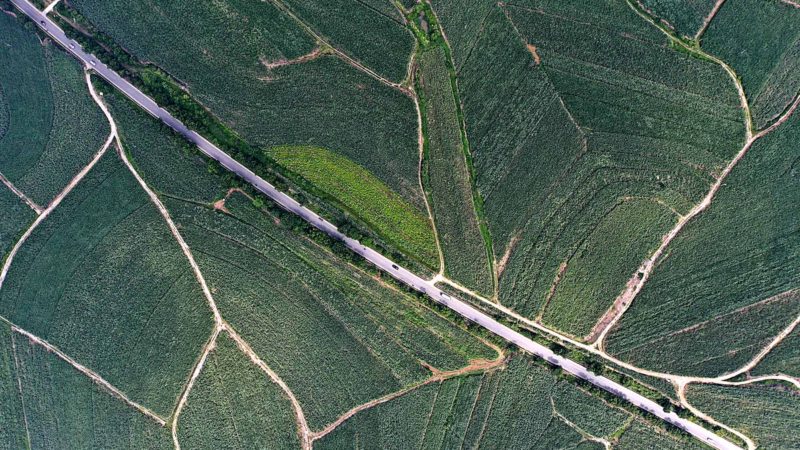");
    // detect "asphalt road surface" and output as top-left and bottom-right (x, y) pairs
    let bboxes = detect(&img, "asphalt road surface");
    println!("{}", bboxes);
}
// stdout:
(10, 1), (742, 448)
